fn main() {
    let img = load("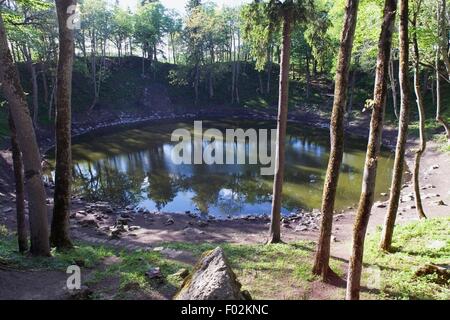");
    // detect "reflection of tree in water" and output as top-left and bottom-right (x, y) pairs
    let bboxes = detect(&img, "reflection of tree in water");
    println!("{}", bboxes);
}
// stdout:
(72, 160), (143, 206)
(178, 174), (226, 214)
(217, 171), (271, 215)
(147, 171), (177, 211)
(144, 144), (177, 211)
